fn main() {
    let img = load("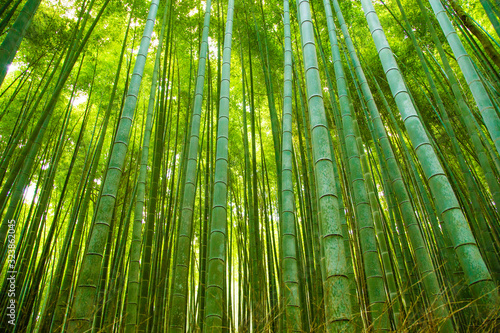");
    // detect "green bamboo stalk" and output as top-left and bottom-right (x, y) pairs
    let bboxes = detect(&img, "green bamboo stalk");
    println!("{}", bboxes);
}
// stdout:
(66, 1), (160, 331)
(38, 94), (101, 333)
(0, 0), (41, 86)
(332, 0), (462, 328)
(203, 0), (234, 330)
(124, 3), (168, 332)
(295, 0), (352, 331)
(320, 1), (391, 329)
(0, 0), (23, 35)
(479, 0), (500, 38)
(247, 35), (265, 331)
(16, 69), (95, 332)
(48, 16), (133, 332)
(361, 0), (499, 320)
(169, 1), (212, 330)
(138, 3), (173, 331)
(292, 44), (326, 329)
(427, 0), (500, 155)
(0, 0), (112, 251)
(198, 50), (214, 333)
(393, 0), (500, 289)
(280, 1), (303, 331)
